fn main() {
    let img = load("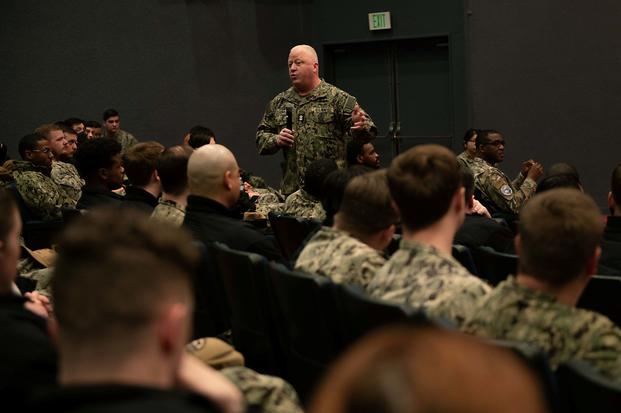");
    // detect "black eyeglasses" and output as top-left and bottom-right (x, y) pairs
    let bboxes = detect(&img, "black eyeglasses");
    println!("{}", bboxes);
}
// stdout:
(31, 148), (51, 154)
(481, 140), (505, 147)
